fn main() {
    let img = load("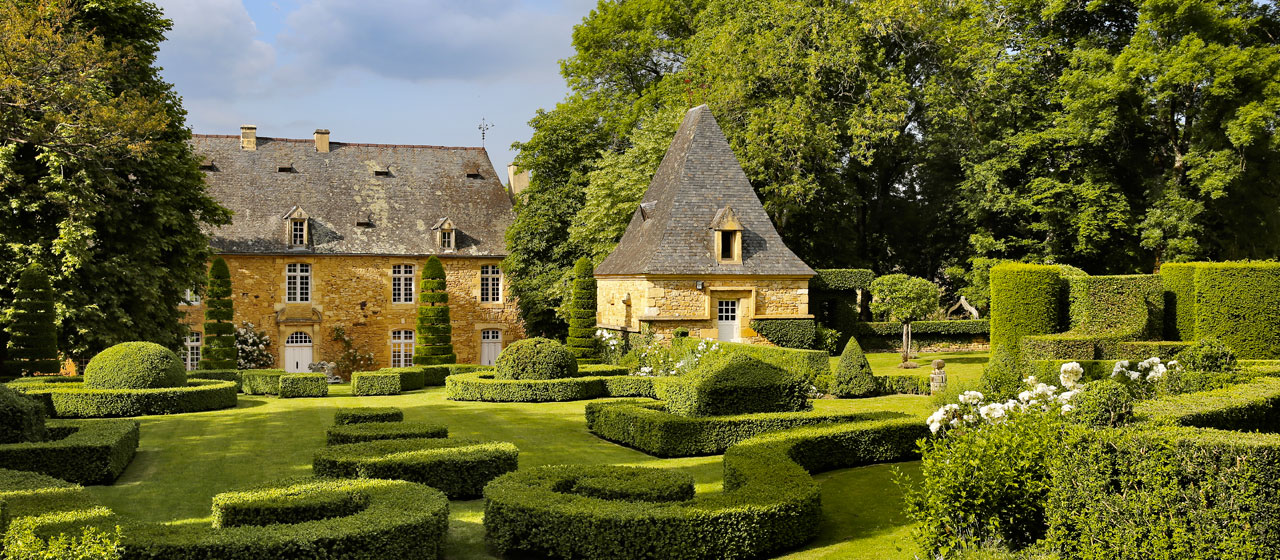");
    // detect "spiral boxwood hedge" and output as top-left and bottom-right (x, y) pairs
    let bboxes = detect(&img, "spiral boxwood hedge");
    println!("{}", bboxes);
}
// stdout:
(14, 379), (237, 418)
(83, 342), (187, 389)
(484, 417), (924, 559)
(585, 399), (906, 457)
(566, 258), (601, 364)
(314, 437), (519, 499)
(278, 374), (328, 398)
(325, 421), (449, 446)
(0, 419), (138, 484)
(352, 372), (401, 396)
(445, 368), (647, 403)
(334, 407), (403, 425)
